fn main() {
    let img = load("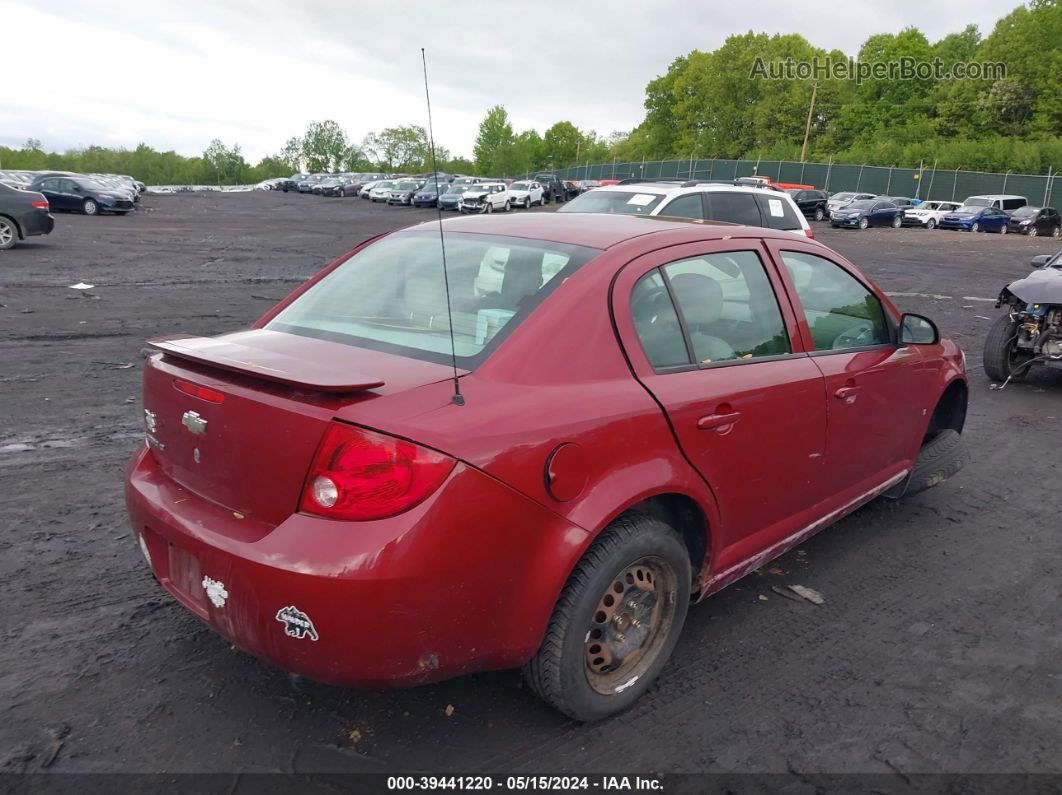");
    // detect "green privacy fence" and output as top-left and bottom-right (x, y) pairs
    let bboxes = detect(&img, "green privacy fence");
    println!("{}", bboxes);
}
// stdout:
(551, 159), (1059, 207)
